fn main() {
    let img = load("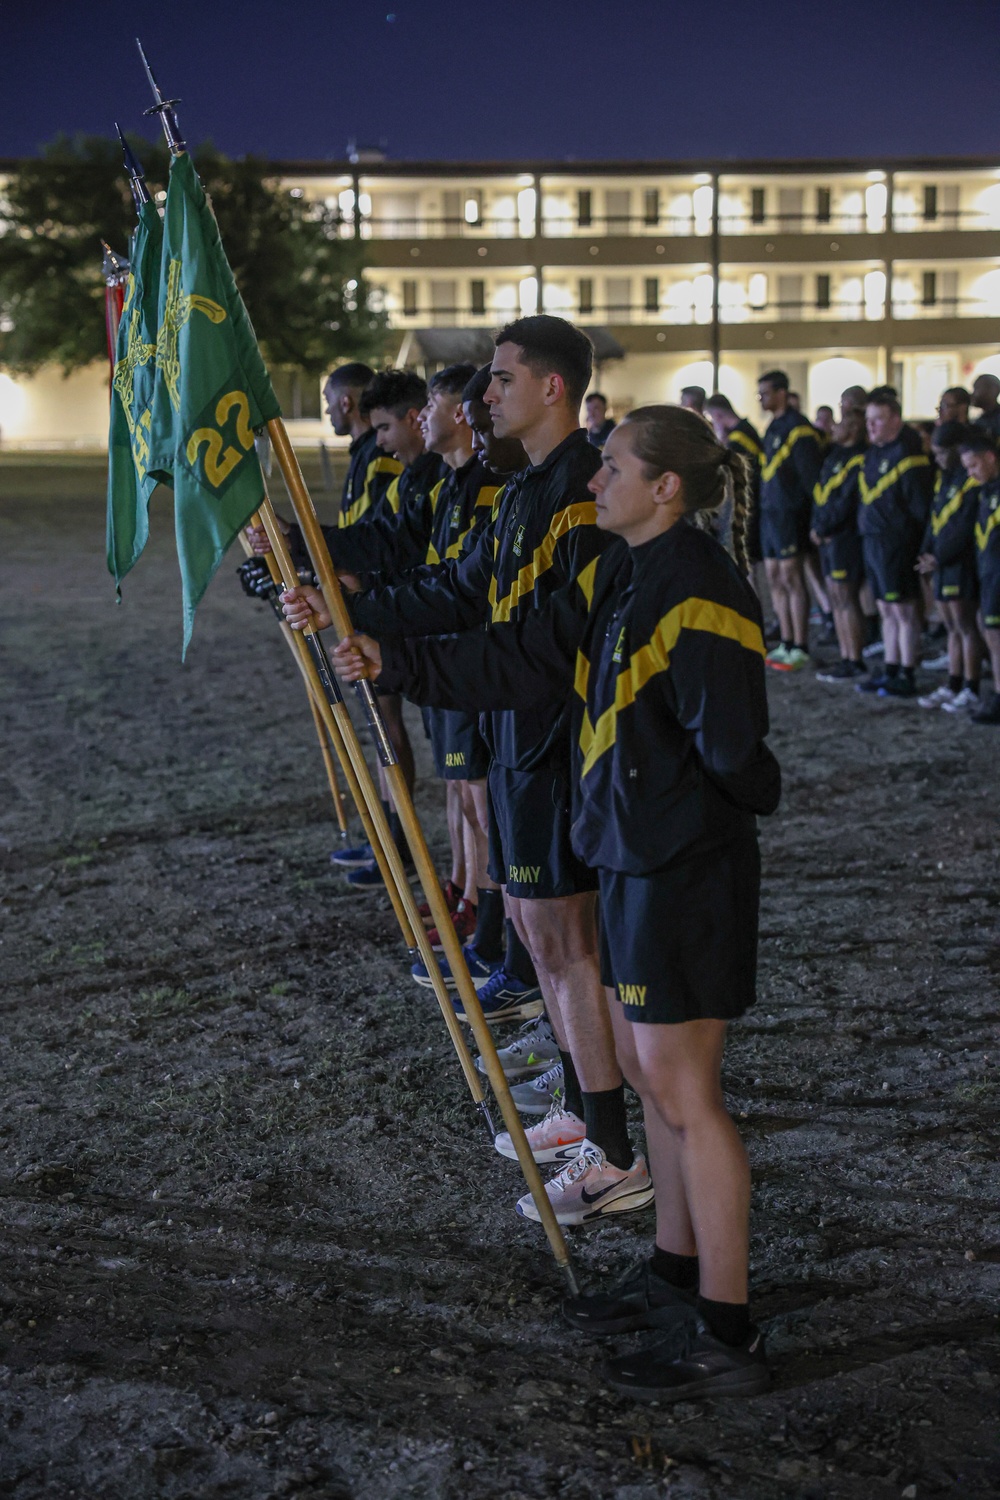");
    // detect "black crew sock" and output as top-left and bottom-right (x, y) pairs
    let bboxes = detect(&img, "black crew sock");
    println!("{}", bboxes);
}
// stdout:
(902, 665), (915, 686)
(581, 1085), (633, 1171)
(473, 888), (504, 961)
(885, 662), (900, 679)
(697, 1295), (751, 1347)
(504, 917), (537, 986)
(649, 1247), (699, 1290)
(781, 638), (793, 652)
(793, 642), (808, 654)
(558, 1048), (584, 1119)
(948, 673), (963, 694)
(966, 678), (980, 696)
